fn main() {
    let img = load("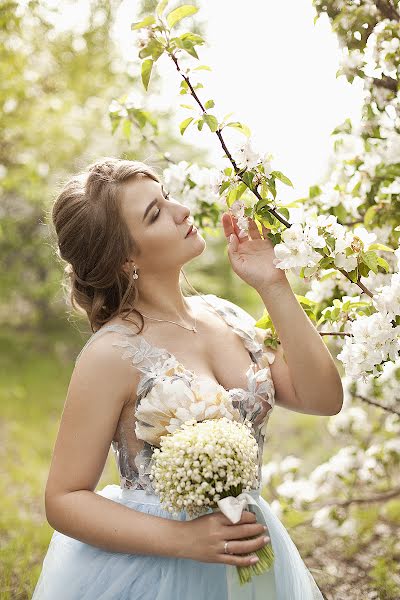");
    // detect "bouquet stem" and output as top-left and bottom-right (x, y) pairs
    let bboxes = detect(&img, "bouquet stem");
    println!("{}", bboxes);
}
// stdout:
(237, 539), (275, 586)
